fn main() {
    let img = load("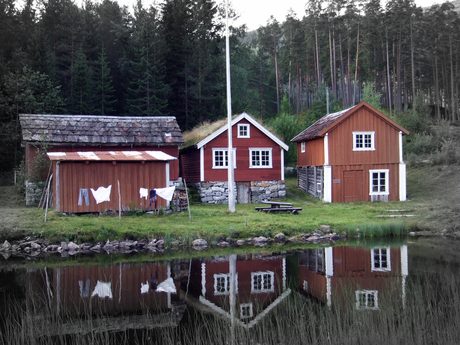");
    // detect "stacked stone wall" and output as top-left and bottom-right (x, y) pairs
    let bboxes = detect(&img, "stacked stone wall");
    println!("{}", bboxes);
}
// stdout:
(250, 180), (286, 203)
(188, 180), (286, 204)
(25, 180), (46, 206)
